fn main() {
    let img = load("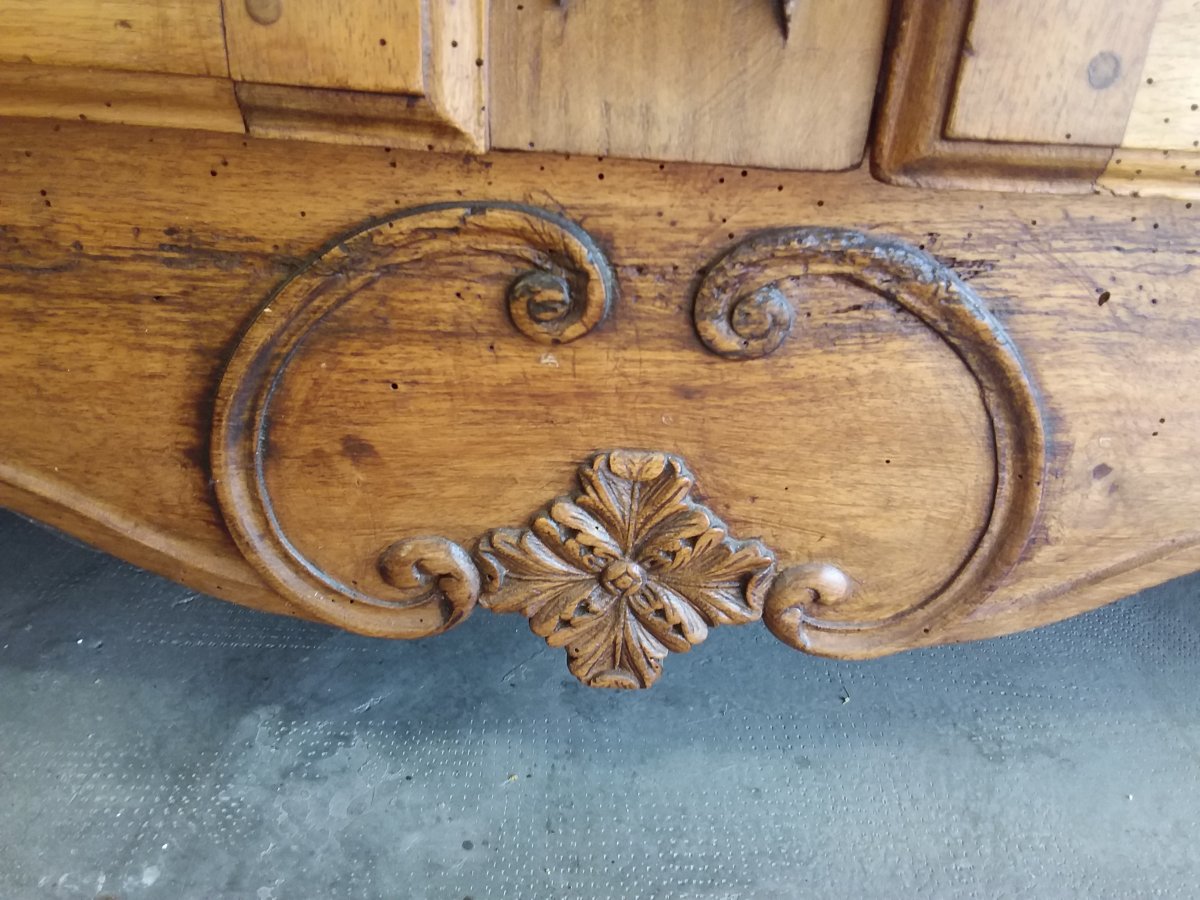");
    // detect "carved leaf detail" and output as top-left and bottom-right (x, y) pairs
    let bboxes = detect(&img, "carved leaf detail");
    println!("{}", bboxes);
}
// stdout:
(477, 451), (775, 689)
